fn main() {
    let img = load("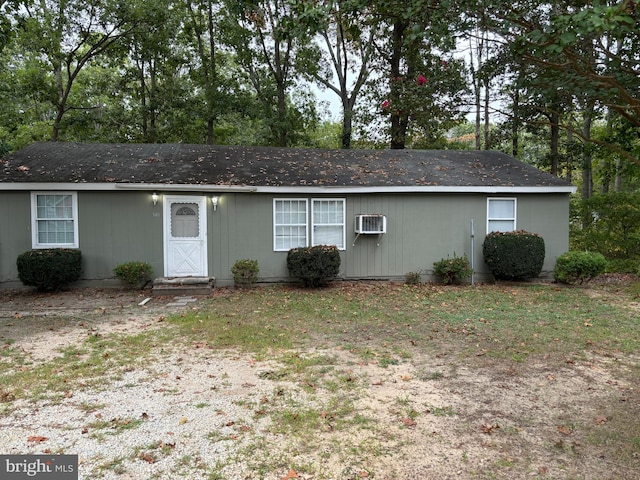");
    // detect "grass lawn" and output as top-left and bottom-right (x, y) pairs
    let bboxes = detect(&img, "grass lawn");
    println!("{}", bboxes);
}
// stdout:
(1, 280), (639, 479)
